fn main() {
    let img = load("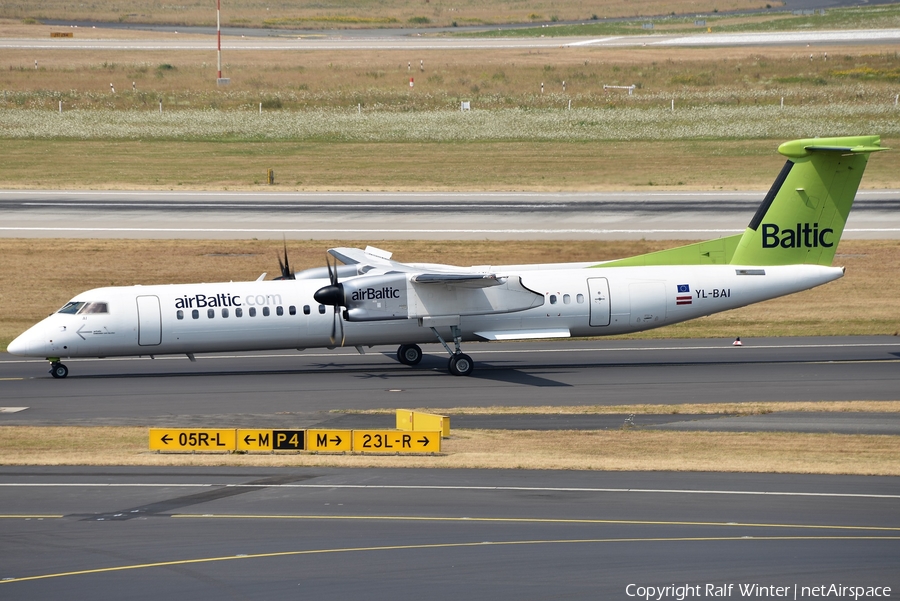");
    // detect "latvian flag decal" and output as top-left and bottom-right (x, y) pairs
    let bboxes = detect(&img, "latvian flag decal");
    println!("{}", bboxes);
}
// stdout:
(676, 284), (692, 305)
